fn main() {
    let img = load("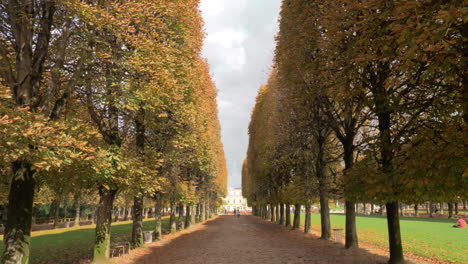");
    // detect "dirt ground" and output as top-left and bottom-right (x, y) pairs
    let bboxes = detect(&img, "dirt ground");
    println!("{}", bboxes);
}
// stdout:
(112, 215), (431, 264)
